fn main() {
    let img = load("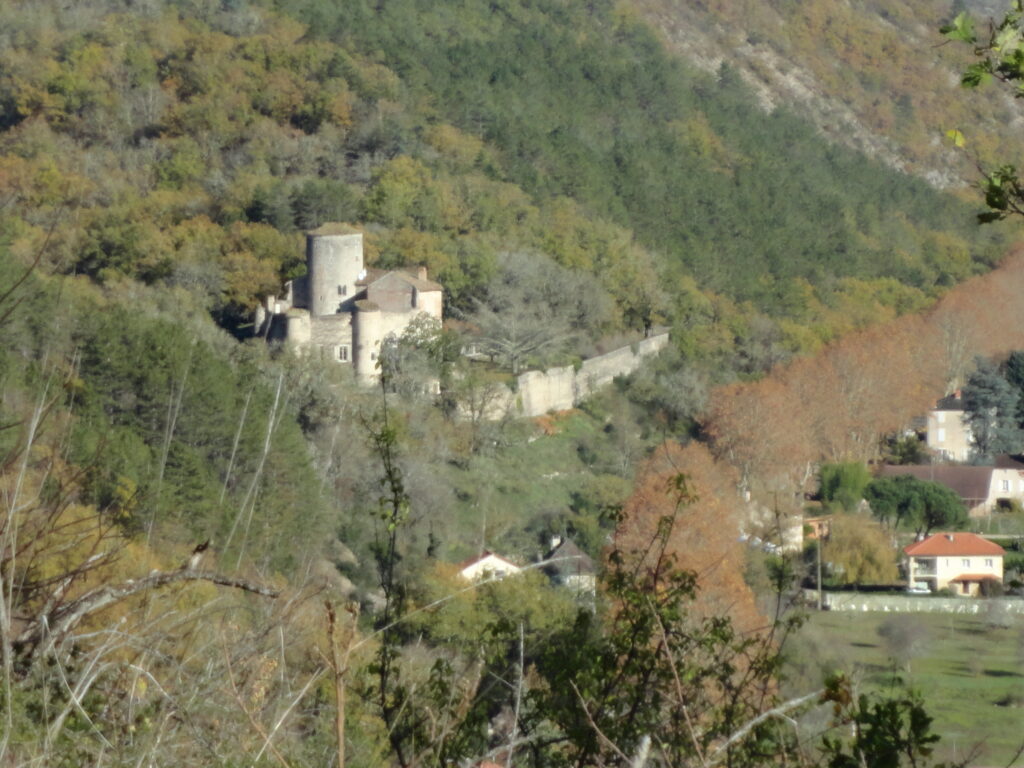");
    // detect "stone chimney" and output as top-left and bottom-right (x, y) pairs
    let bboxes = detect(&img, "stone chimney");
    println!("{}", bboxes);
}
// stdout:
(417, 266), (427, 281)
